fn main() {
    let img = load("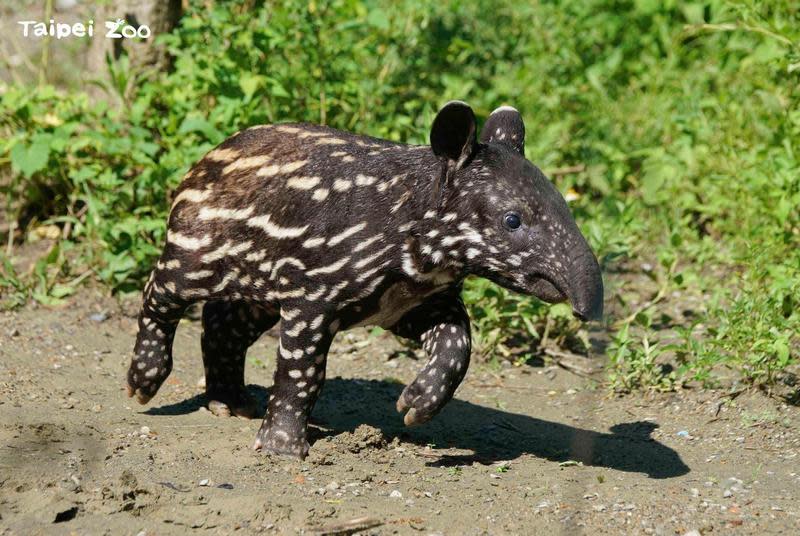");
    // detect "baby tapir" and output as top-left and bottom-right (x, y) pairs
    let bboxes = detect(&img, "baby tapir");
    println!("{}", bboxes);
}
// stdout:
(126, 101), (603, 459)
